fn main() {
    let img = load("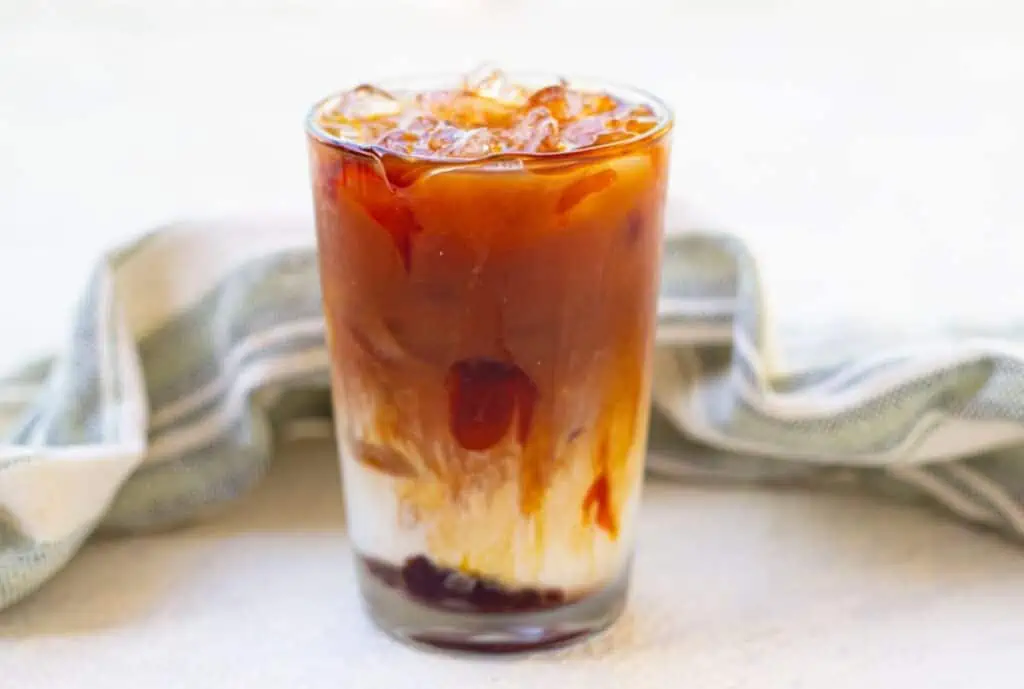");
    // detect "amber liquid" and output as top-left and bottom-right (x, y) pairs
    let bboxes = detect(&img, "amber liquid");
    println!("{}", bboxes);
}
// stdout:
(310, 104), (670, 617)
